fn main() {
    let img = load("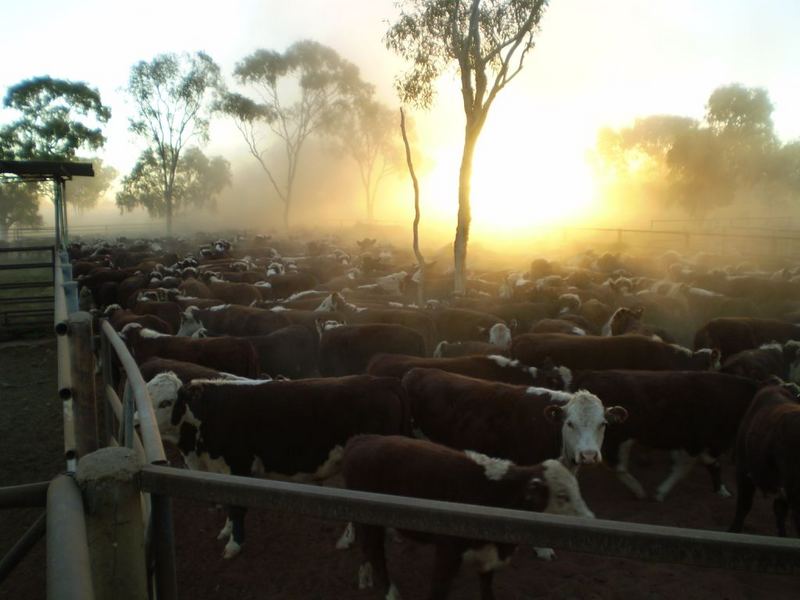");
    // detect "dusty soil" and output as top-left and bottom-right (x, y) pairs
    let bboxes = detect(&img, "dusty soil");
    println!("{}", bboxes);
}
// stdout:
(0, 339), (797, 599)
